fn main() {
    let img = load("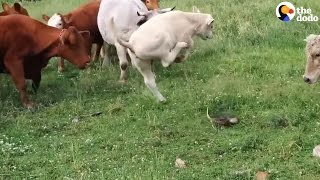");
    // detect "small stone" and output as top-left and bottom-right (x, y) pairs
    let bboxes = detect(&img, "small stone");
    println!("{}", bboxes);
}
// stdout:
(229, 118), (239, 124)
(72, 117), (80, 123)
(175, 158), (186, 168)
(313, 145), (320, 157)
(255, 171), (268, 180)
